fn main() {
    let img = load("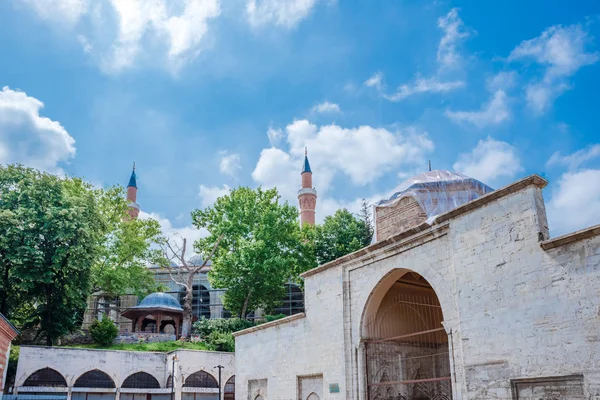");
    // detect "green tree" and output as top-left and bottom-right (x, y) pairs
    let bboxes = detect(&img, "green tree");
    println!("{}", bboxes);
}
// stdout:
(192, 187), (312, 318)
(313, 208), (372, 265)
(358, 199), (374, 245)
(91, 186), (163, 300)
(0, 165), (104, 345)
(89, 318), (119, 346)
